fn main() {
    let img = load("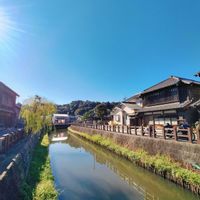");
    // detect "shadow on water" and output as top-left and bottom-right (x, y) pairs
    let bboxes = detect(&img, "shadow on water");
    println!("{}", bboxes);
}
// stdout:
(49, 129), (200, 200)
